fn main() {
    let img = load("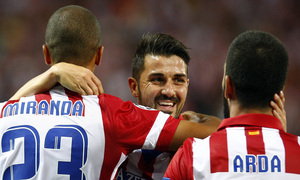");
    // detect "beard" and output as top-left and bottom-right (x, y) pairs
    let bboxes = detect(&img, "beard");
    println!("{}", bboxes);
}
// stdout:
(138, 88), (181, 119)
